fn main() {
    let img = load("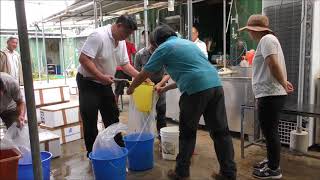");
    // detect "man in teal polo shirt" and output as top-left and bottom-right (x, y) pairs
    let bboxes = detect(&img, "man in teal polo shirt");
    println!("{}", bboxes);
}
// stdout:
(127, 25), (236, 180)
